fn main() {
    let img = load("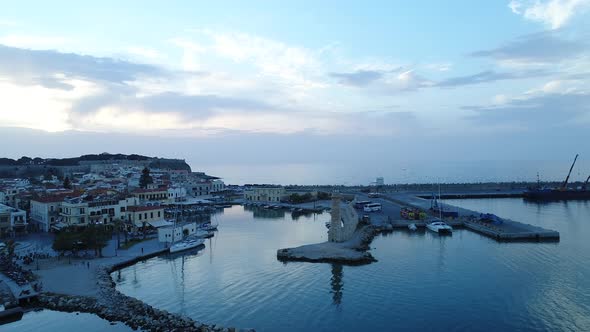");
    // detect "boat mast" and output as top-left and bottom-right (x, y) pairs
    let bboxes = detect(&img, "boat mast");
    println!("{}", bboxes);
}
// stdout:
(561, 154), (579, 190)
(438, 182), (442, 220)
